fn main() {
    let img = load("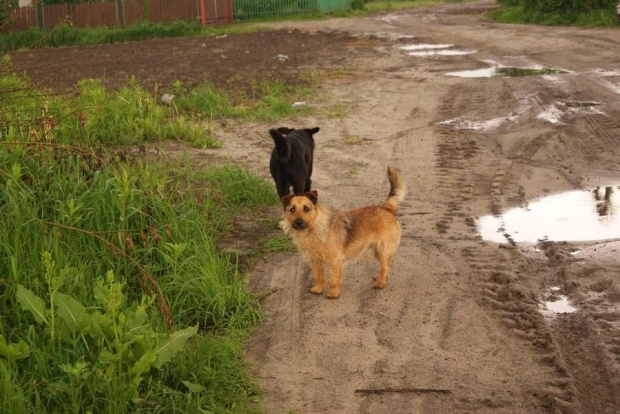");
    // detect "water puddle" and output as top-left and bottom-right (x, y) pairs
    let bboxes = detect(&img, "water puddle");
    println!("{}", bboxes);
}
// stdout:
(541, 294), (577, 316)
(564, 101), (601, 108)
(407, 49), (475, 57)
(446, 67), (497, 78)
(399, 44), (452, 51)
(499, 67), (568, 77)
(536, 101), (604, 125)
(447, 62), (568, 78)
(477, 185), (620, 243)
(536, 104), (565, 125)
(439, 116), (510, 131)
(355, 32), (414, 40)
